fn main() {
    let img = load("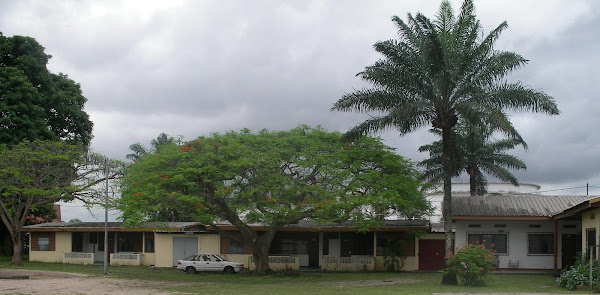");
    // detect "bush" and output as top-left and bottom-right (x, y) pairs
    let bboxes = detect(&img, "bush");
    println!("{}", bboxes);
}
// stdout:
(556, 256), (598, 291)
(444, 243), (495, 286)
